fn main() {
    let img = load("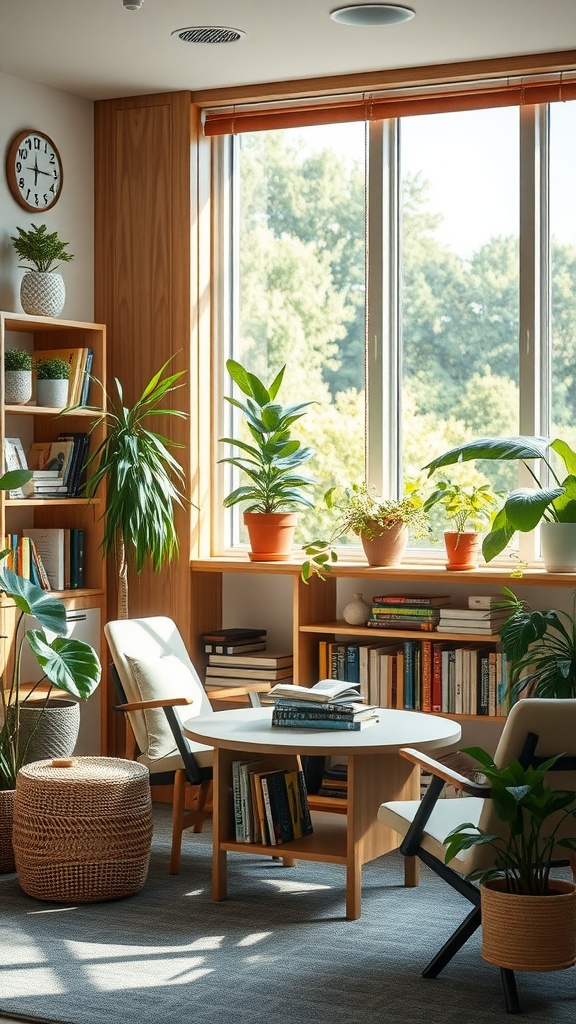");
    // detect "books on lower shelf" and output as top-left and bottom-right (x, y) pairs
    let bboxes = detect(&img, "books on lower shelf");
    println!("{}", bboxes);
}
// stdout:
(22, 528), (85, 590)
(231, 760), (313, 845)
